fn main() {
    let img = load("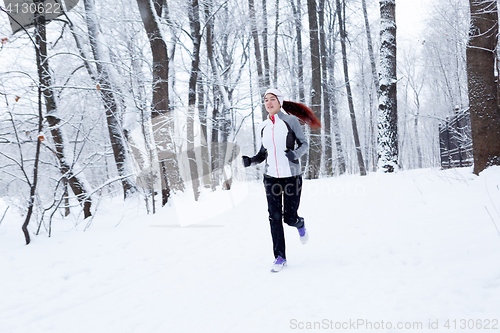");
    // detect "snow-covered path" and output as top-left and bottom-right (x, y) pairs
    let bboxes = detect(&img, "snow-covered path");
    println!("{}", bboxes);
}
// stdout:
(1, 167), (500, 332)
